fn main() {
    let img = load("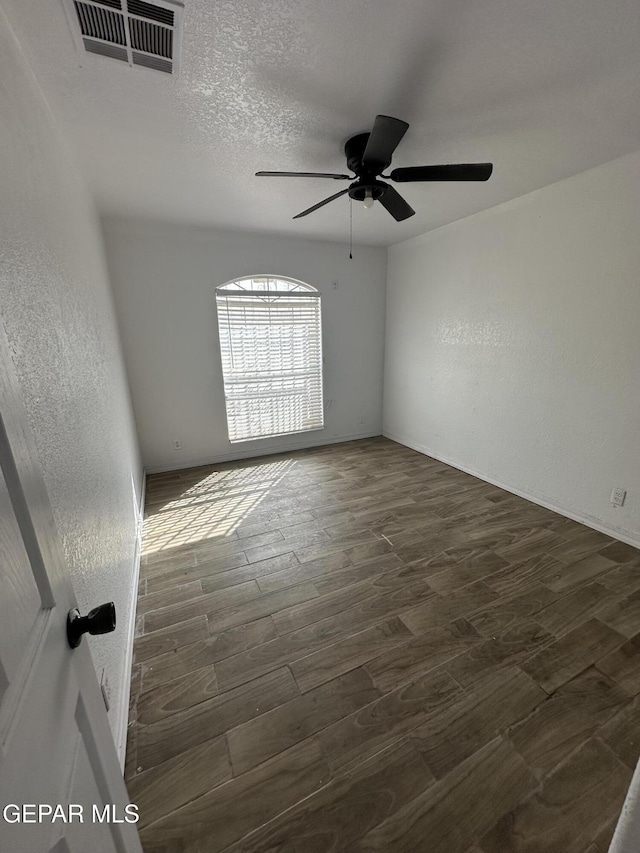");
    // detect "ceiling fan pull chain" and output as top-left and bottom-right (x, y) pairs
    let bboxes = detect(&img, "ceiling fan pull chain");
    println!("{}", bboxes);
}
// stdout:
(349, 196), (353, 260)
